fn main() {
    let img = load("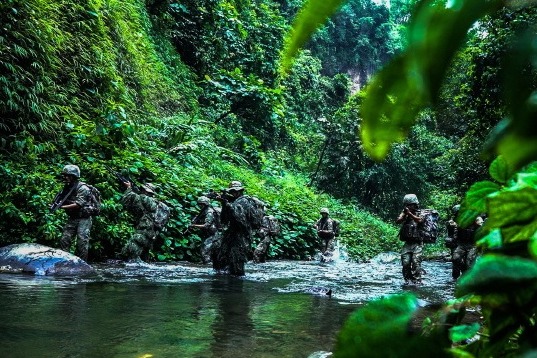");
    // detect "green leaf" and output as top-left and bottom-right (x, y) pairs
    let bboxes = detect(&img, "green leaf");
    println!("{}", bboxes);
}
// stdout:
(456, 254), (537, 297)
(459, 181), (500, 227)
(488, 187), (537, 227)
(335, 294), (449, 357)
(360, 56), (424, 160)
(497, 134), (537, 173)
(280, 0), (346, 73)
(476, 229), (502, 249)
(489, 156), (512, 184)
(501, 218), (537, 243)
(449, 323), (480, 343)
(360, 0), (503, 160)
